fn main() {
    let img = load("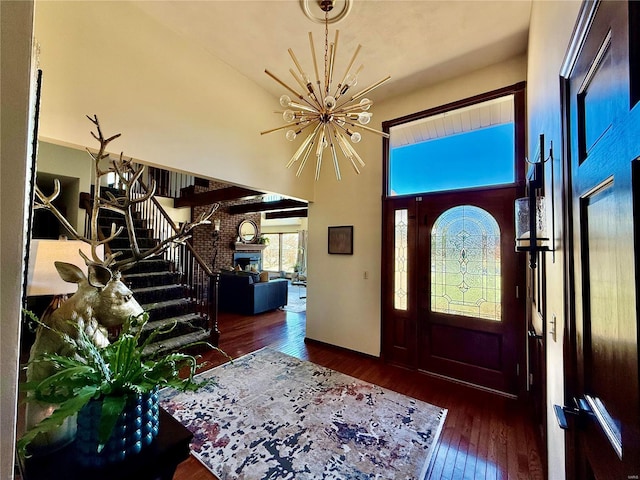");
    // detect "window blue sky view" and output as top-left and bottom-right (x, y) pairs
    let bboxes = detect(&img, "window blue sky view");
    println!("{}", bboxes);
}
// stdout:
(389, 123), (515, 196)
